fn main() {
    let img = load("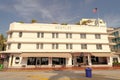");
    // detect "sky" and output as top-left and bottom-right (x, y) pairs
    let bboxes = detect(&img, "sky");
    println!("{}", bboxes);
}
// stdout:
(0, 0), (120, 36)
